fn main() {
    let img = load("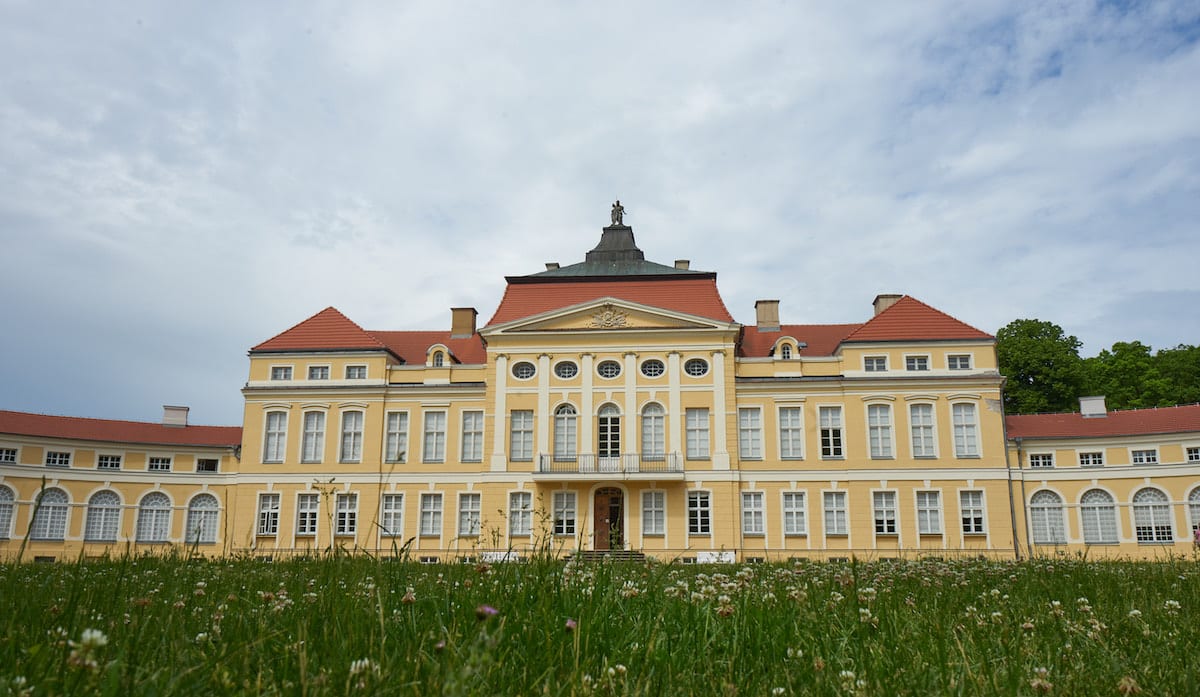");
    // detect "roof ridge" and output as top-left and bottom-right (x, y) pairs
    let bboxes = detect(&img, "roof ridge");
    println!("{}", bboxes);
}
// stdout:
(251, 306), (390, 353)
(0, 408), (240, 430)
(842, 295), (992, 342)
